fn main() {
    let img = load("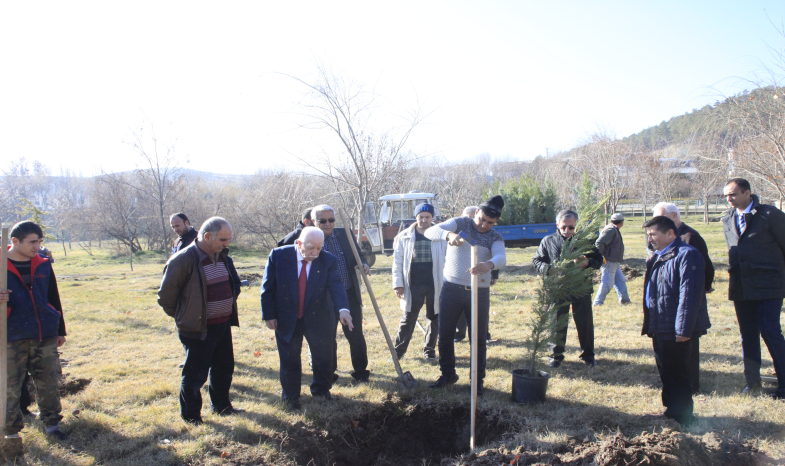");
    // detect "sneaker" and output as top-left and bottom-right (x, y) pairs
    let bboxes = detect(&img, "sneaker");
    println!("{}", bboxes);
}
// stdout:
(429, 373), (459, 388)
(45, 428), (69, 442)
(548, 359), (562, 368)
(423, 353), (436, 361)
